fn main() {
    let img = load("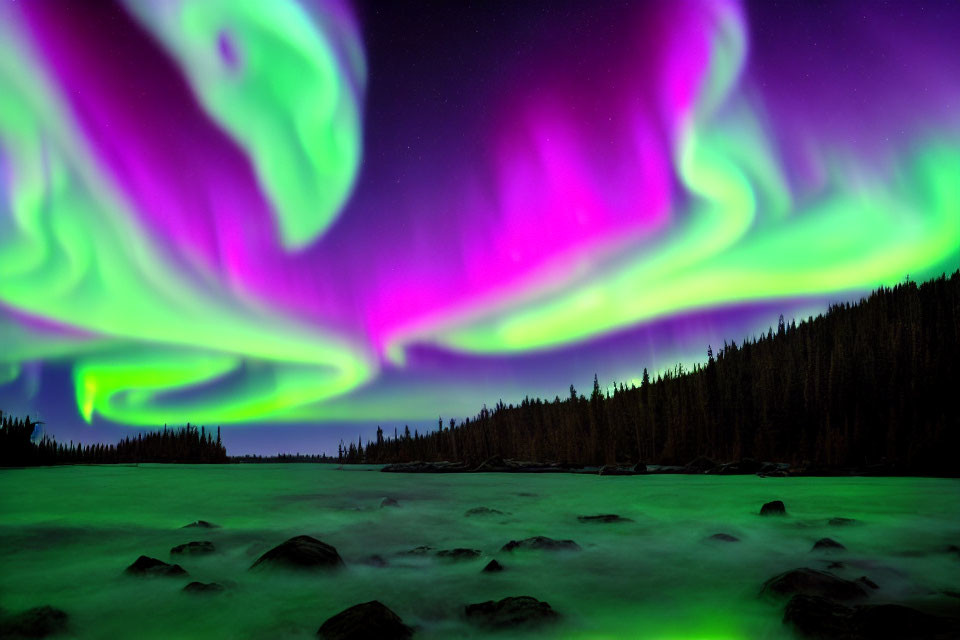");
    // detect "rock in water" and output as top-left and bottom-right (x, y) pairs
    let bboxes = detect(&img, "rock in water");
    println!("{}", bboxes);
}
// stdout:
(500, 536), (580, 552)
(783, 594), (854, 638)
(482, 559), (504, 572)
(125, 555), (188, 577)
(250, 535), (344, 571)
(812, 538), (846, 552)
(401, 546), (434, 555)
(760, 500), (787, 516)
(317, 601), (413, 640)
(577, 514), (633, 523)
(0, 606), (69, 638)
(182, 582), (225, 594)
(170, 541), (215, 555)
(465, 596), (558, 629)
(708, 533), (740, 542)
(464, 507), (505, 517)
(761, 568), (868, 601)
(380, 497), (399, 508)
(828, 517), (857, 526)
(182, 520), (219, 528)
(436, 548), (482, 560)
